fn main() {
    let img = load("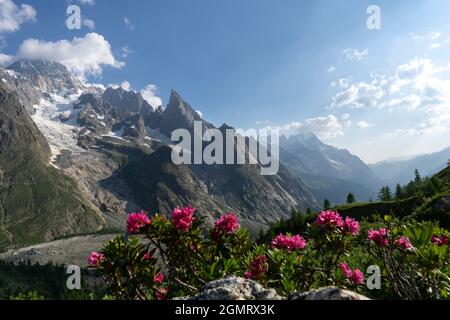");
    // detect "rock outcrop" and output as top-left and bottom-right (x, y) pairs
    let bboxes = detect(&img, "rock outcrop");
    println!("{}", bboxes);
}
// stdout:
(176, 277), (283, 300)
(289, 287), (370, 300)
(174, 277), (370, 301)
